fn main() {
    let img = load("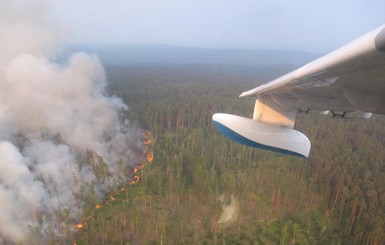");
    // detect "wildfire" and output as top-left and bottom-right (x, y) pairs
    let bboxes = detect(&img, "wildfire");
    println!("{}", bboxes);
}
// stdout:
(75, 216), (92, 231)
(130, 175), (141, 185)
(143, 131), (152, 145)
(76, 224), (84, 230)
(147, 152), (153, 162)
(129, 131), (154, 185)
(75, 131), (155, 235)
(143, 131), (154, 164)
(133, 165), (143, 174)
